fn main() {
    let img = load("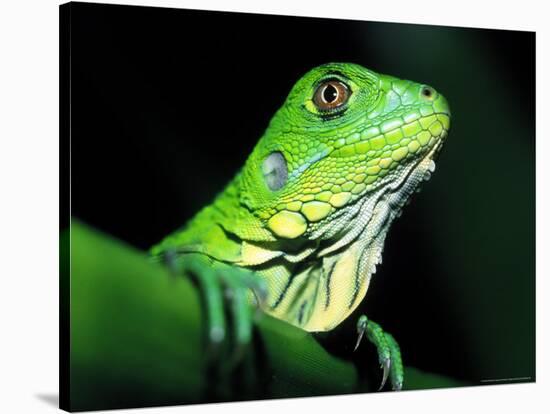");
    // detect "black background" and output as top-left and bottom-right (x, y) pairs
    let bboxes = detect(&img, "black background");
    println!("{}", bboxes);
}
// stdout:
(69, 2), (535, 385)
